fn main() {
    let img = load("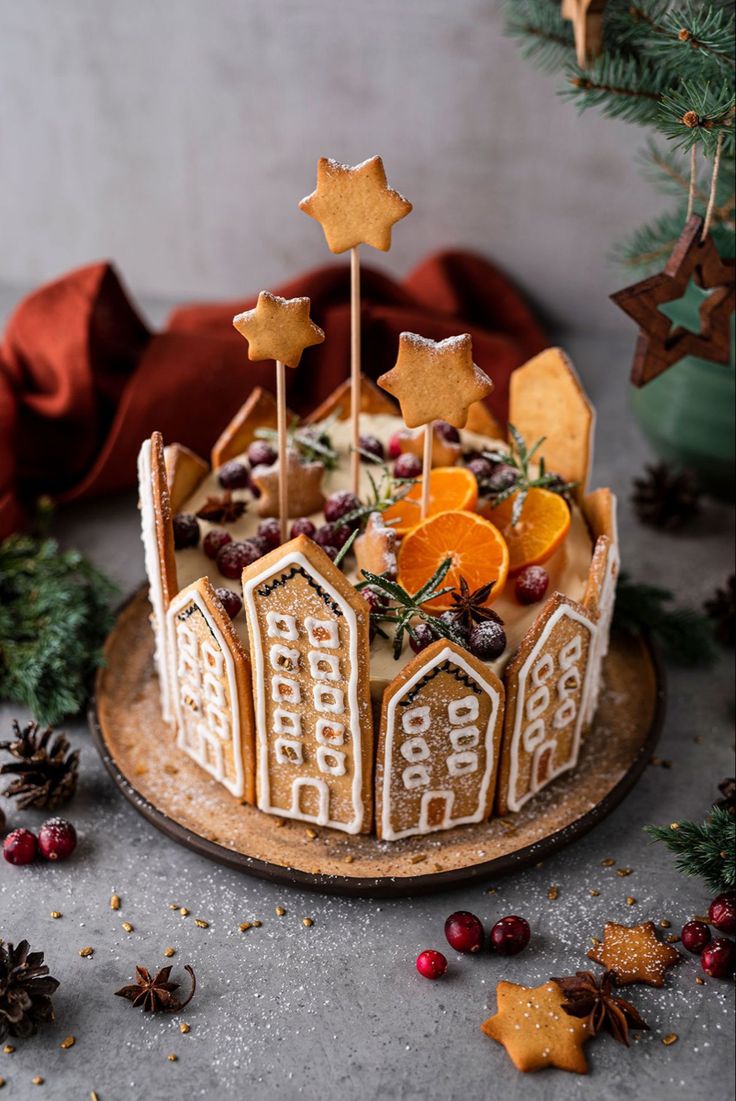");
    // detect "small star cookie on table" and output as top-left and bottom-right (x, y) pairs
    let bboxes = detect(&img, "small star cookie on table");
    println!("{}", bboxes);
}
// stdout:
(251, 448), (325, 519)
(299, 156), (412, 254)
(481, 980), (592, 1074)
(377, 333), (493, 430)
(233, 291), (325, 368)
(587, 921), (681, 987)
